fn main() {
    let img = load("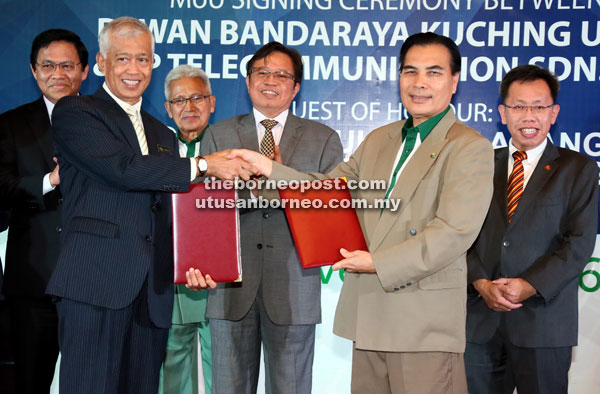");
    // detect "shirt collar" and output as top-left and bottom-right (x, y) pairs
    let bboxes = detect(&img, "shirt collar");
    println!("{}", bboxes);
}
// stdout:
(253, 108), (289, 129)
(508, 138), (547, 162)
(42, 95), (55, 120)
(402, 106), (450, 142)
(177, 125), (208, 146)
(103, 82), (142, 114)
